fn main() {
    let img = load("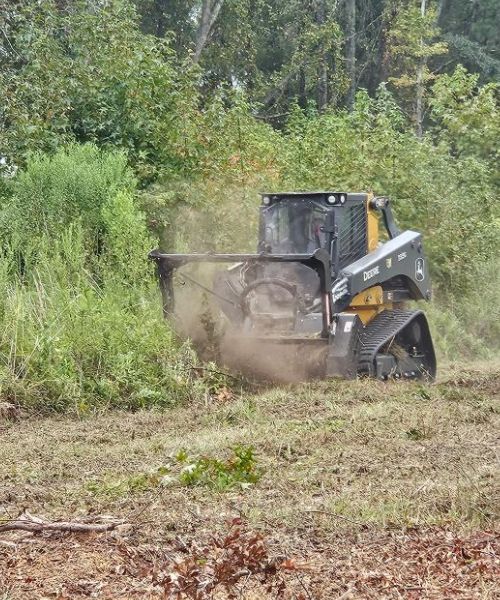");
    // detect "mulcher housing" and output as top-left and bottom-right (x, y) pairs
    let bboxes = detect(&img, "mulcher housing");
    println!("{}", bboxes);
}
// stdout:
(150, 192), (437, 380)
